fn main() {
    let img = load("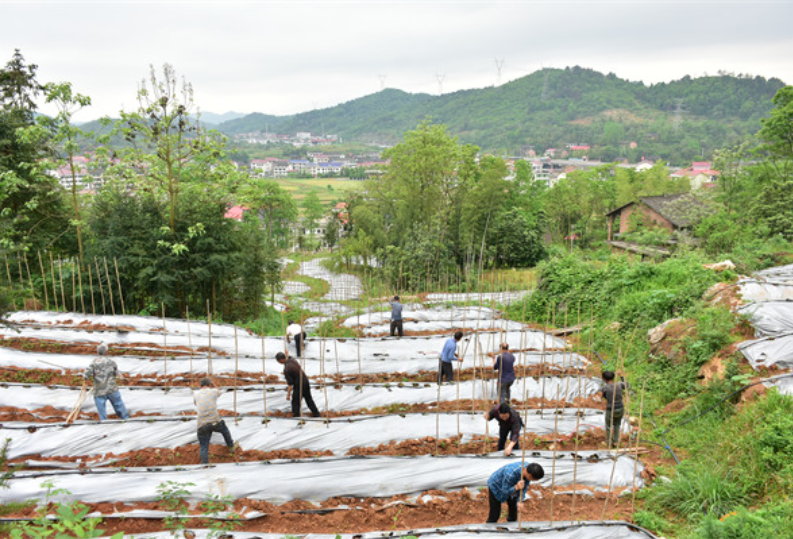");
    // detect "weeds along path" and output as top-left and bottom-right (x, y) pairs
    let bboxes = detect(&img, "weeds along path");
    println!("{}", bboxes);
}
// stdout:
(297, 257), (363, 301)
